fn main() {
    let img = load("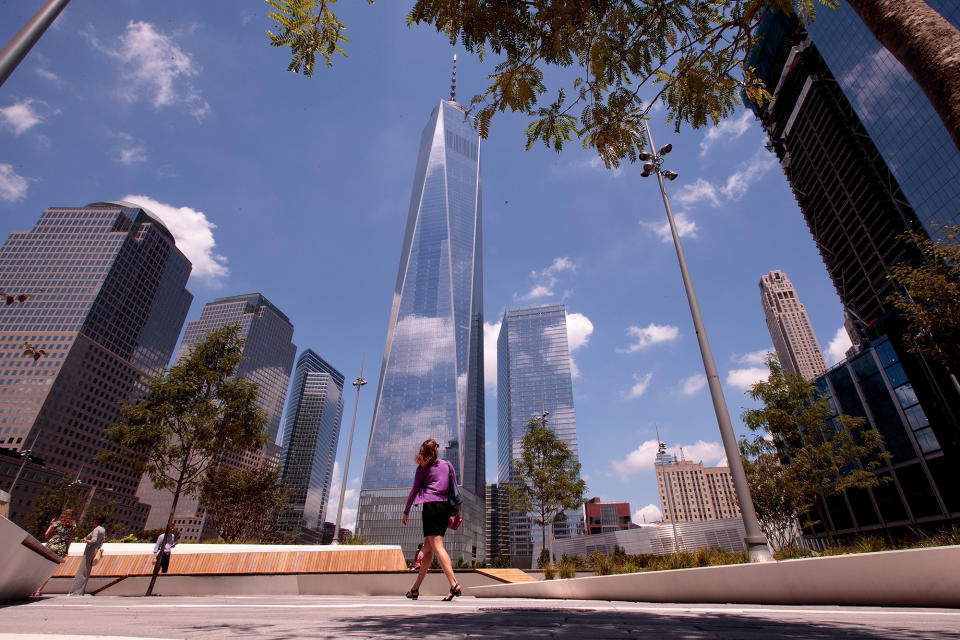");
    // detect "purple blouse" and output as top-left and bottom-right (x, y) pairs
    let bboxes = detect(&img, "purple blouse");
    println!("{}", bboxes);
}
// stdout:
(403, 459), (456, 516)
